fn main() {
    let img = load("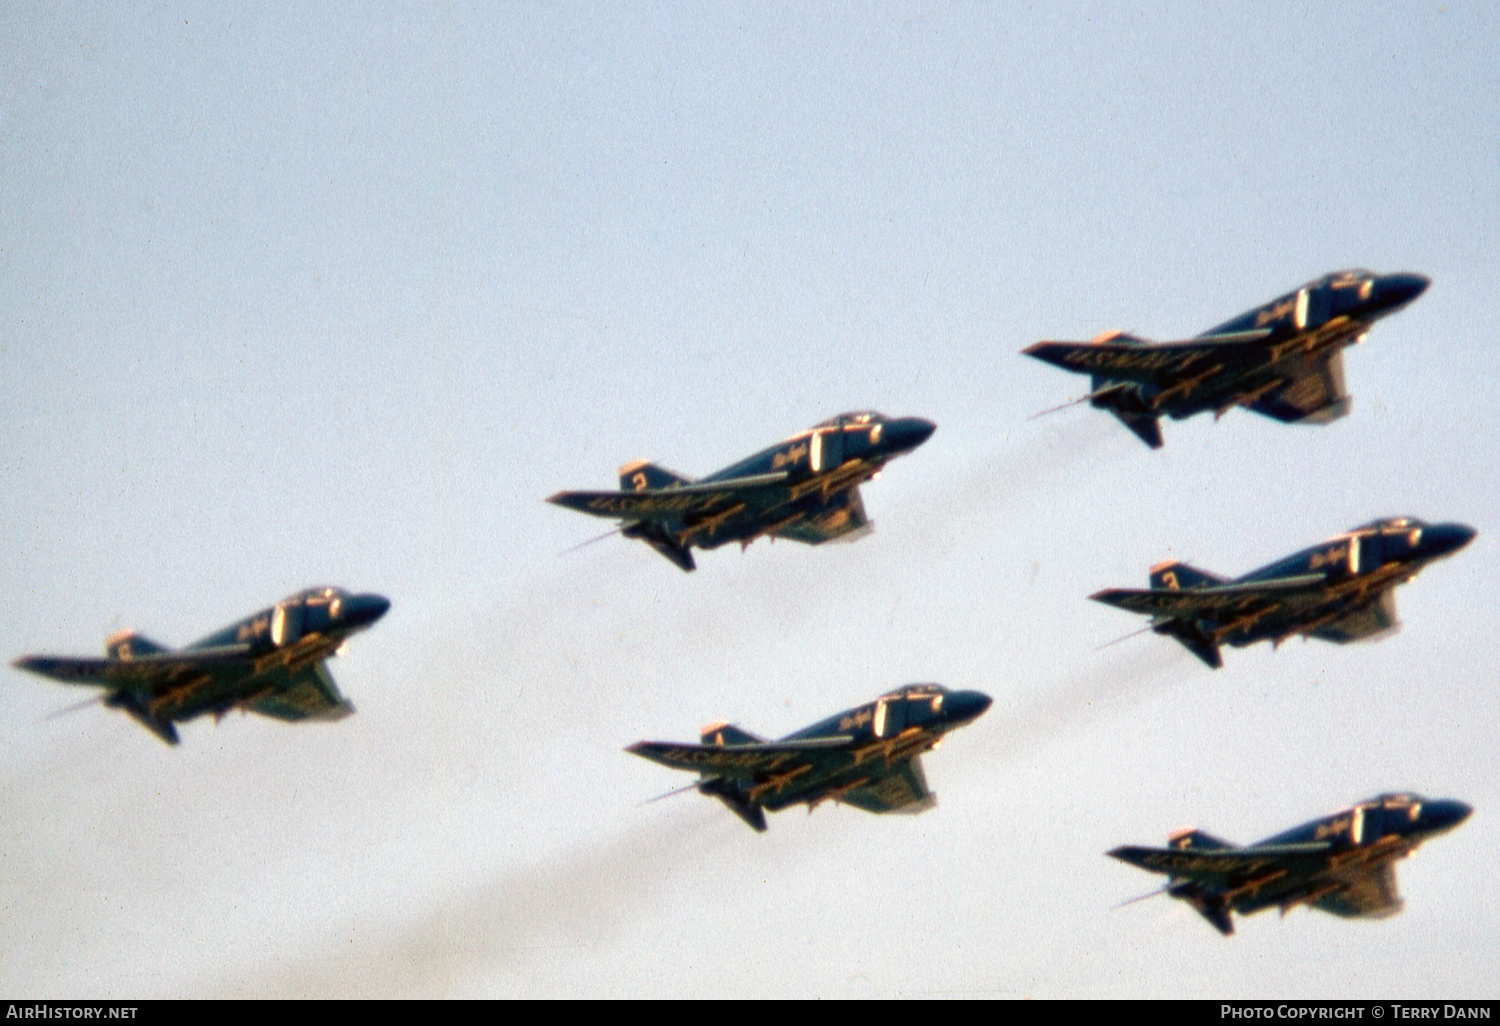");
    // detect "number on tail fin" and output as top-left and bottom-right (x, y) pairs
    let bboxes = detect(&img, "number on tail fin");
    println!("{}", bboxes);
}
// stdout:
(618, 460), (693, 492)
(105, 630), (171, 660)
(1149, 562), (1226, 590)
